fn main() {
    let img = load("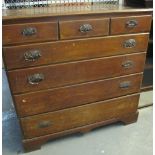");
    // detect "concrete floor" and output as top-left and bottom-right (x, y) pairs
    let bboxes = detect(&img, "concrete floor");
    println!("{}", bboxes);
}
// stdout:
(2, 70), (153, 155)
